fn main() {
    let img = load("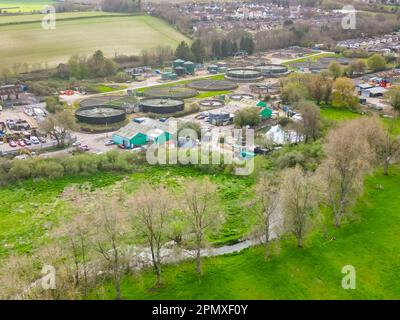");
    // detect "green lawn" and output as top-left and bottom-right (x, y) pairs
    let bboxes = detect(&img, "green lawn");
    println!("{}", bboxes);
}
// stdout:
(283, 52), (343, 66)
(0, 14), (188, 69)
(195, 90), (231, 99)
(90, 167), (400, 299)
(0, 172), (124, 257)
(0, 0), (52, 13)
(0, 165), (256, 257)
(95, 84), (127, 93)
(320, 106), (361, 122)
(136, 74), (226, 93)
